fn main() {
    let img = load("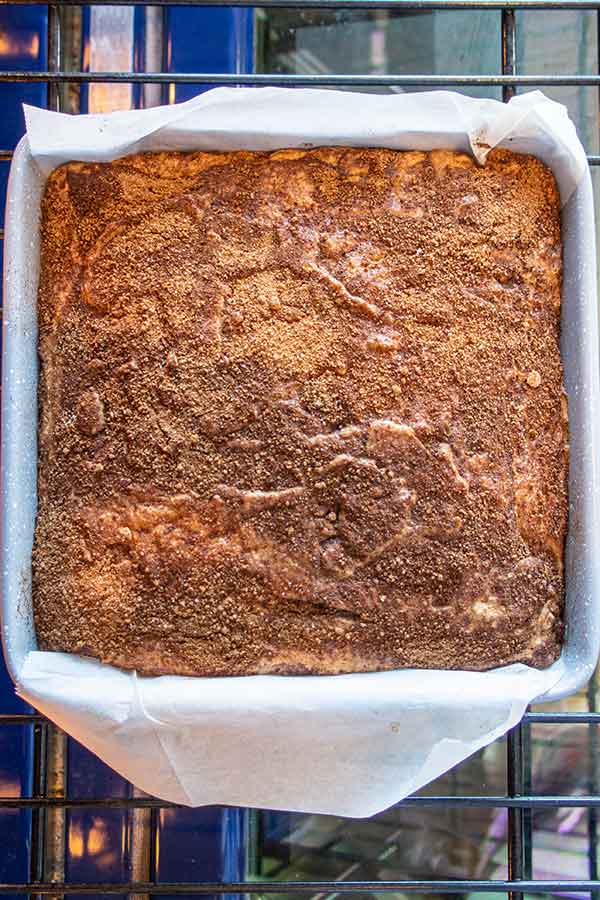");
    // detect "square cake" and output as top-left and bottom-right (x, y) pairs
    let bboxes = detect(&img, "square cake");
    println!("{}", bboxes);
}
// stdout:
(33, 146), (567, 675)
